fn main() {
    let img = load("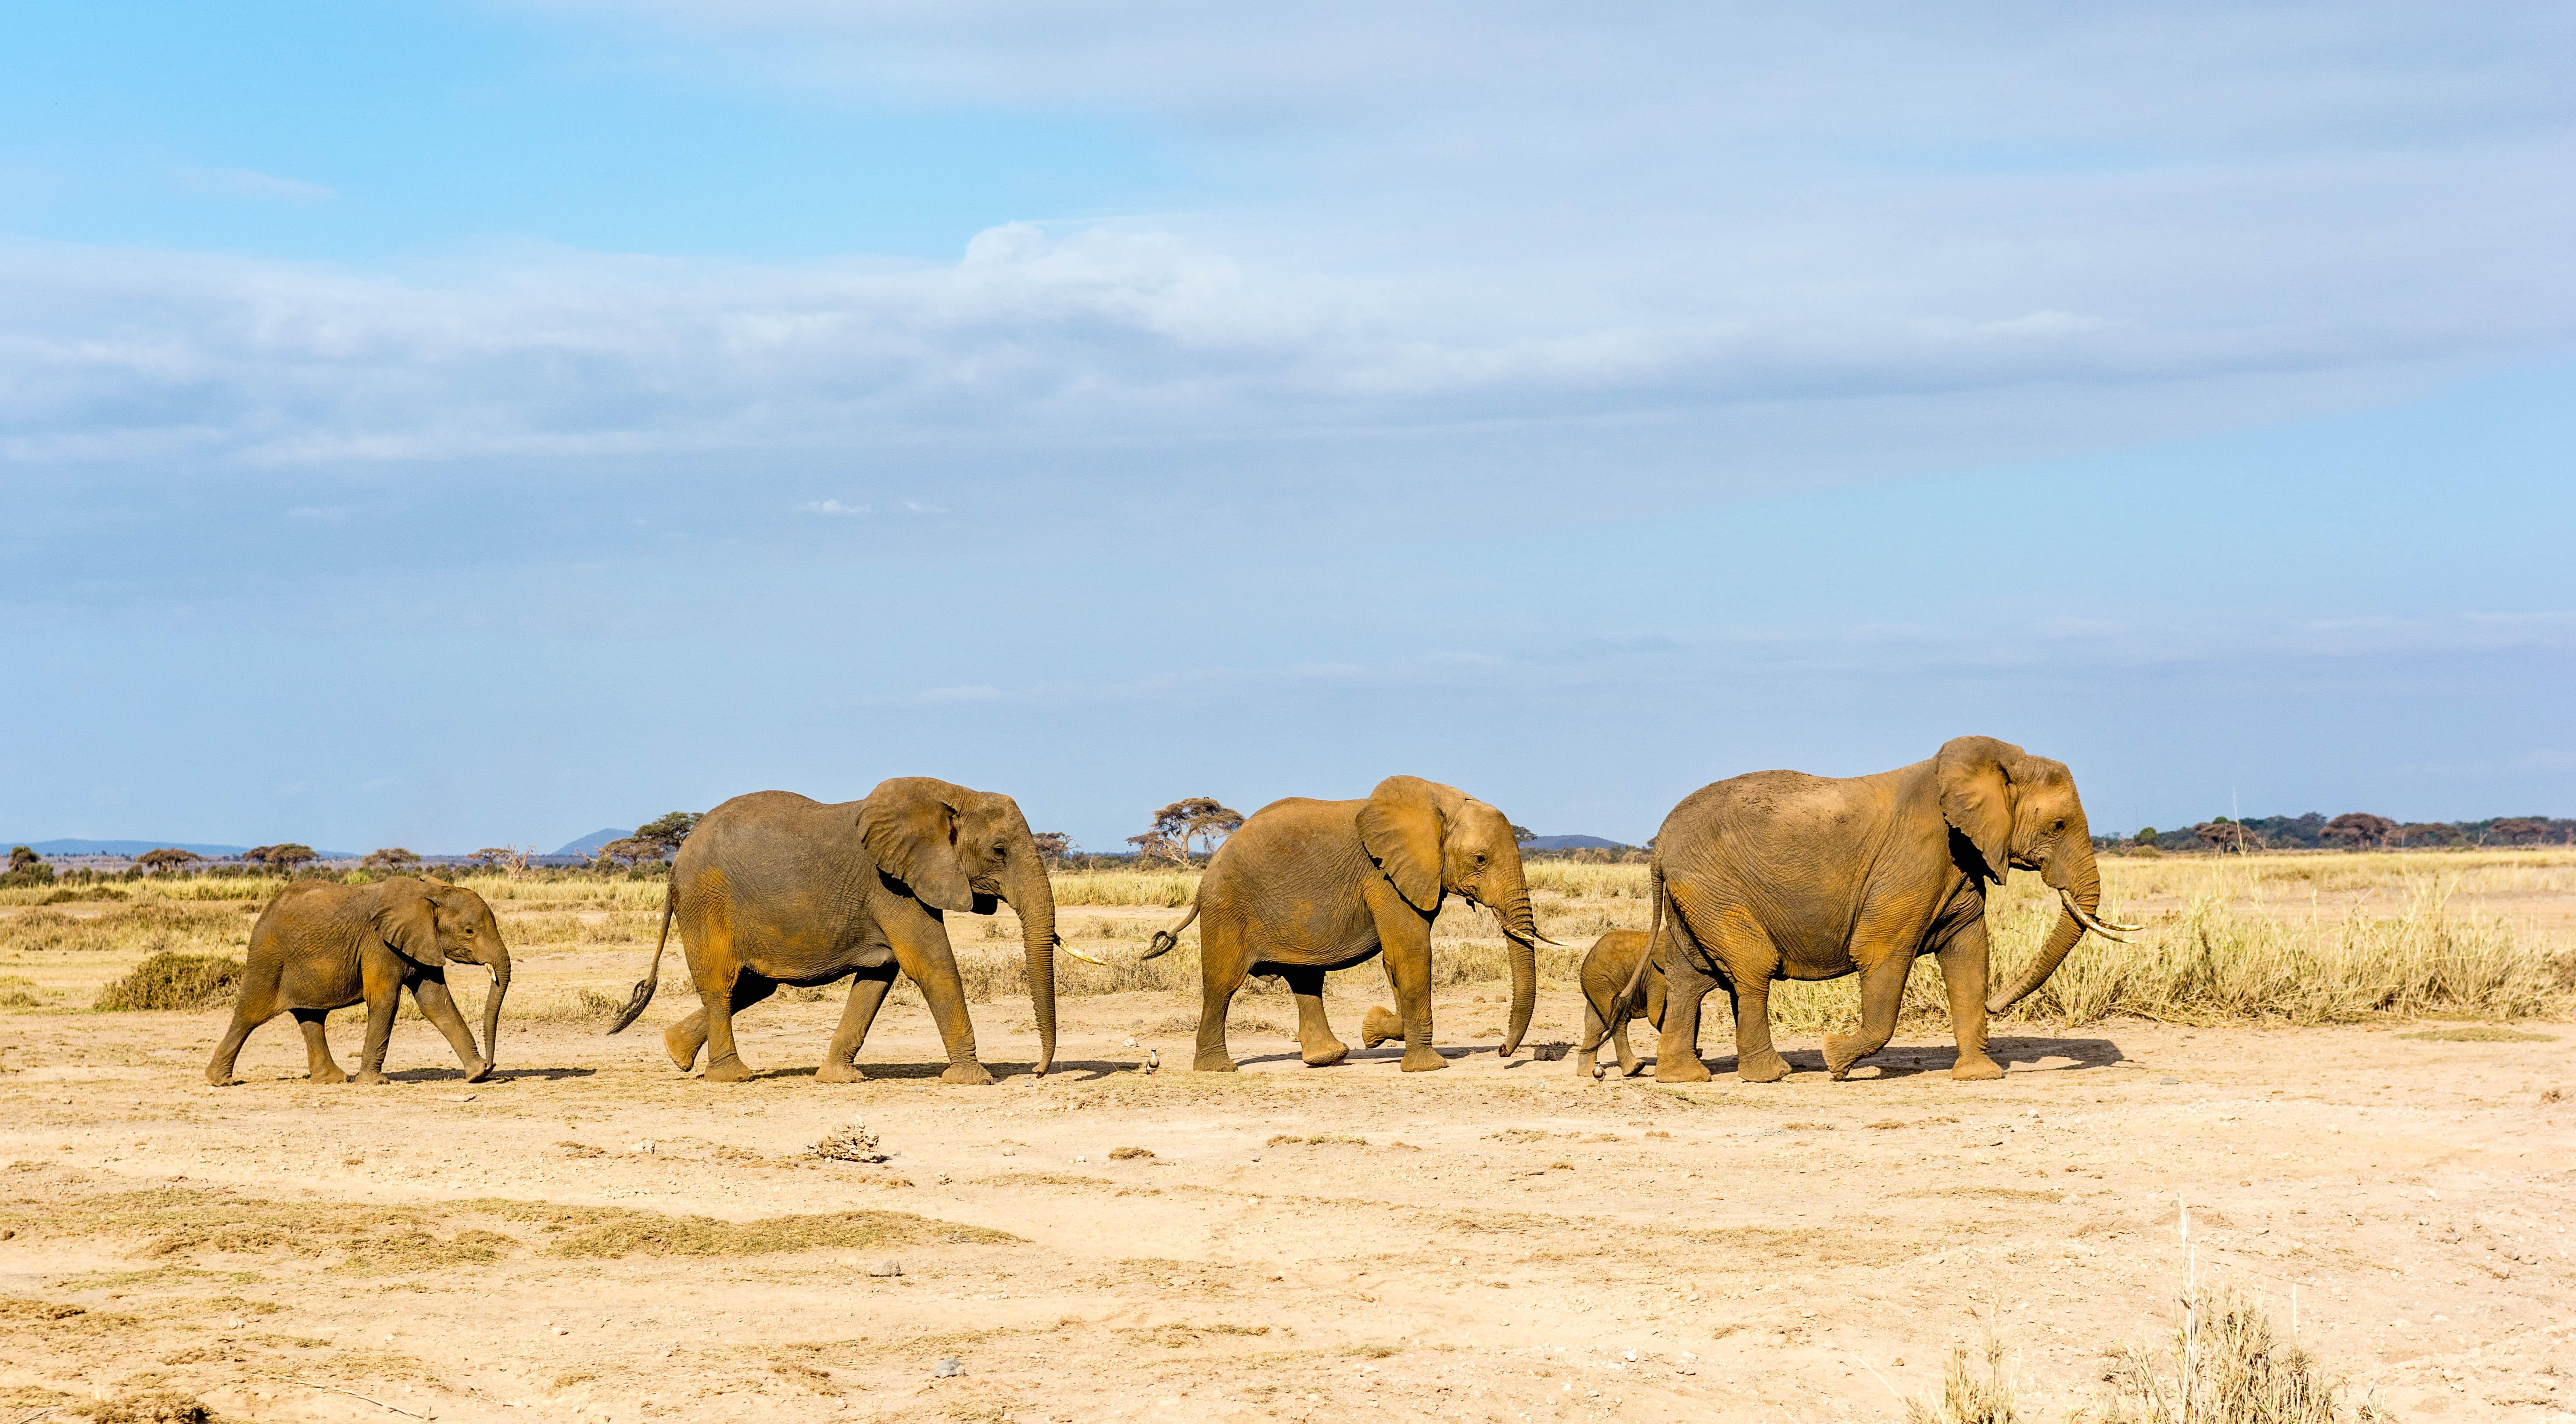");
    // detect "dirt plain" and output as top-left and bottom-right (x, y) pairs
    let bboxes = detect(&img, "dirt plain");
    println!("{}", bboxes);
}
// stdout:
(3, 876), (2573, 1424)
